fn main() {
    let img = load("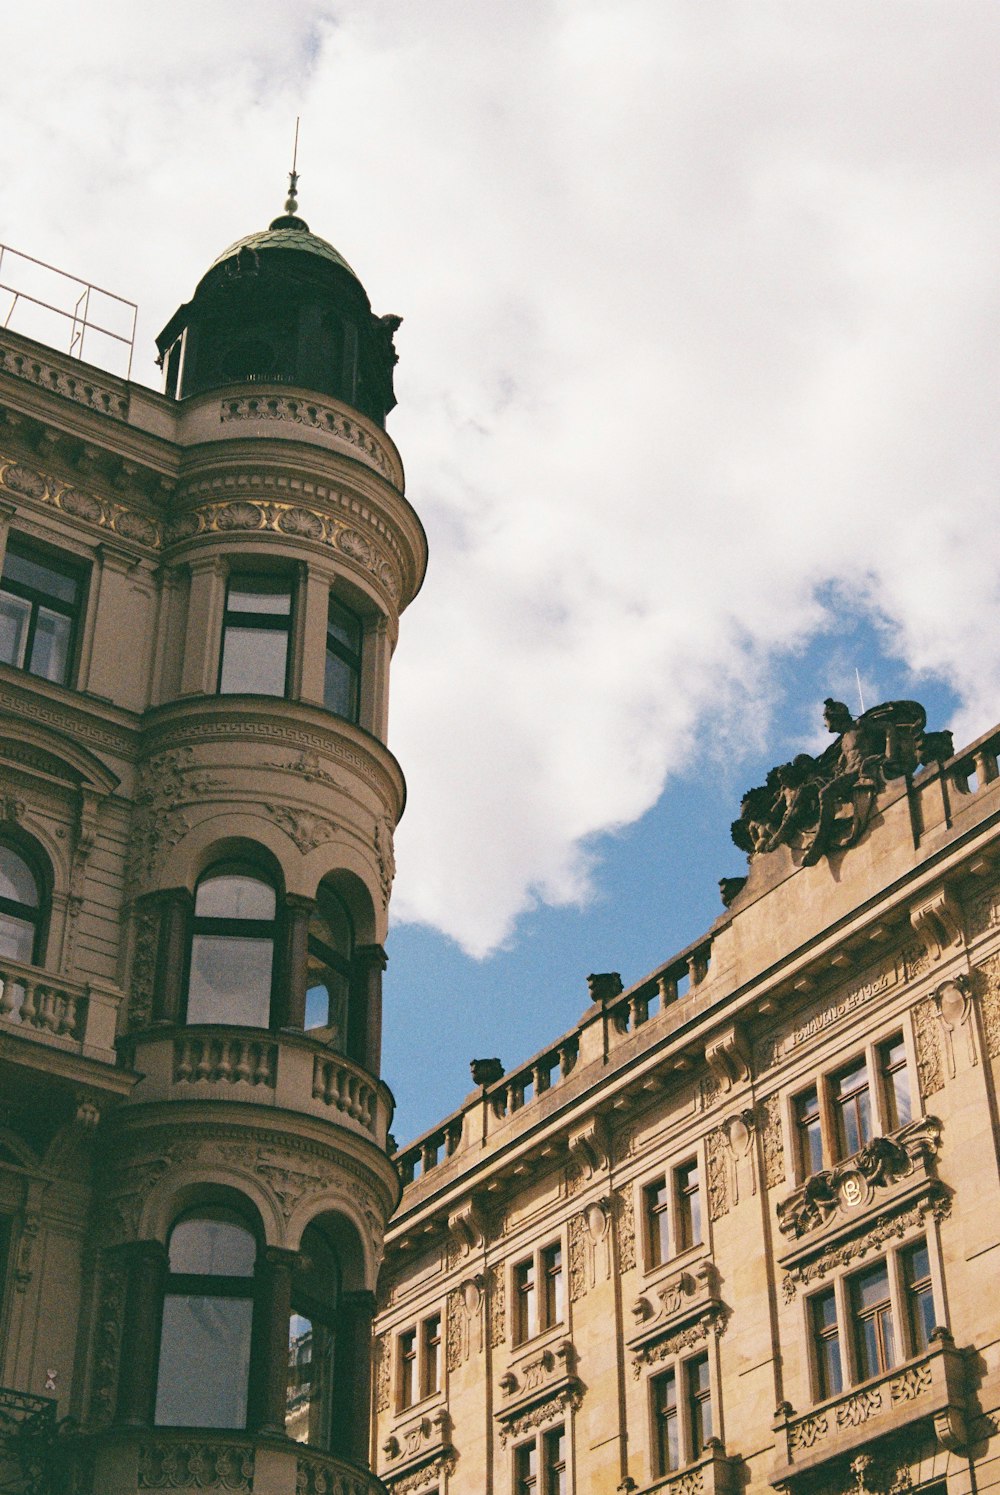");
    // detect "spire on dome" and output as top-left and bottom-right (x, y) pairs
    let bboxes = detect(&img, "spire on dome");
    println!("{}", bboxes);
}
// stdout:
(270, 117), (309, 232)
